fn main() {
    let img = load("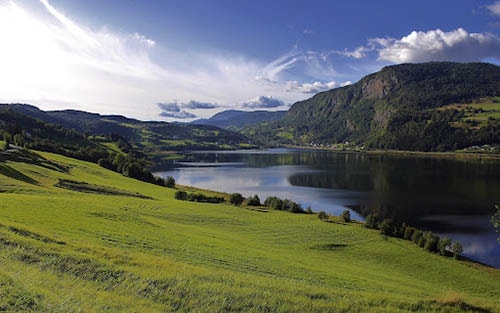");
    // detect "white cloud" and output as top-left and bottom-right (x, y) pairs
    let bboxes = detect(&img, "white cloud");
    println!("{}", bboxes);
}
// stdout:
(487, 1), (500, 16)
(285, 81), (338, 93)
(240, 96), (285, 109)
(0, 1), (342, 121)
(372, 28), (500, 63)
(333, 46), (368, 59)
(133, 32), (156, 48)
